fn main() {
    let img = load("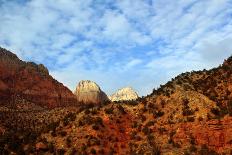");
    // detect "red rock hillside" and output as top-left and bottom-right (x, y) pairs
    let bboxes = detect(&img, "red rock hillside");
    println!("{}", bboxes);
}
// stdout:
(0, 48), (232, 155)
(0, 47), (76, 108)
